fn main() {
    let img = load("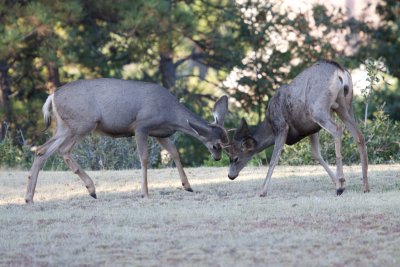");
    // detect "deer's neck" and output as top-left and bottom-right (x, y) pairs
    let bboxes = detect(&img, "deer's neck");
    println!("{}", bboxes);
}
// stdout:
(174, 106), (211, 139)
(253, 119), (275, 152)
